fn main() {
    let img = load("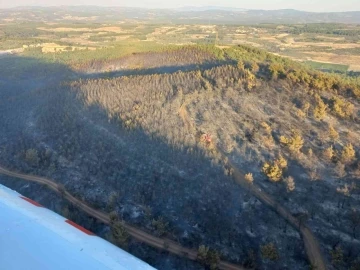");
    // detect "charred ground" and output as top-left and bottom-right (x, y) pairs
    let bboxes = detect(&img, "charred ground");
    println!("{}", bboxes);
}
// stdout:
(0, 45), (359, 269)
